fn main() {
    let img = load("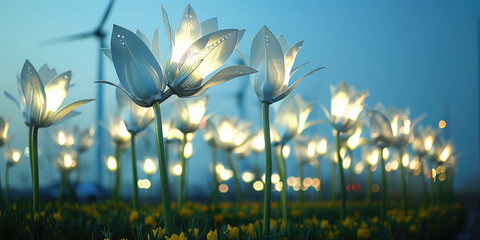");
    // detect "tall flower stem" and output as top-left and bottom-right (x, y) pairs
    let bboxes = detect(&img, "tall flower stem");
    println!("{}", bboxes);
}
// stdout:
(153, 101), (173, 234)
(210, 148), (219, 209)
(329, 162), (337, 202)
(262, 102), (273, 237)
(398, 149), (408, 215)
(5, 166), (9, 204)
(178, 134), (187, 209)
(29, 126), (40, 212)
(298, 162), (304, 204)
(114, 145), (122, 201)
(276, 144), (288, 222)
(129, 132), (139, 211)
(336, 131), (346, 220)
(316, 157), (323, 201)
(226, 150), (242, 208)
(419, 156), (428, 208)
(379, 147), (387, 223)
(365, 165), (373, 205)
(58, 170), (68, 202)
(347, 149), (354, 202)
